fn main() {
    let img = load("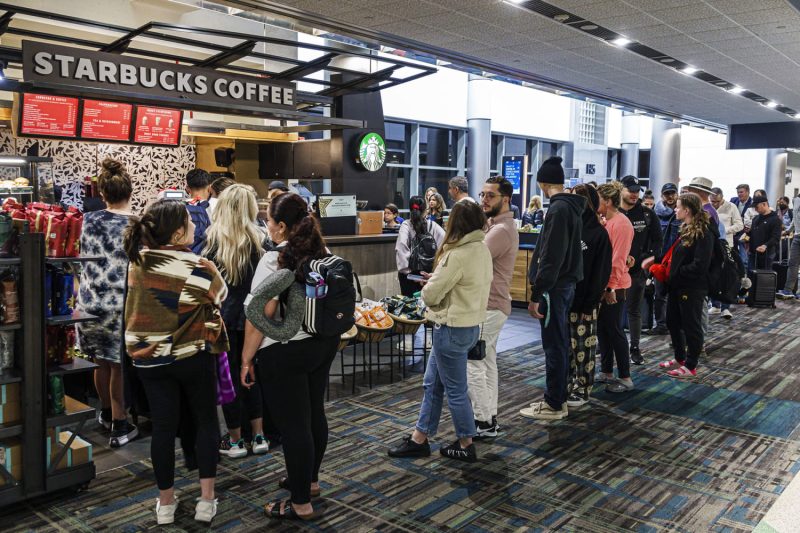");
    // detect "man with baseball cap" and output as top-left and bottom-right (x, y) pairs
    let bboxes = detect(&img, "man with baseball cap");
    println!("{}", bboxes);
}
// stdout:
(268, 180), (290, 194)
(619, 175), (662, 364)
(519, 157), (585, 421)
